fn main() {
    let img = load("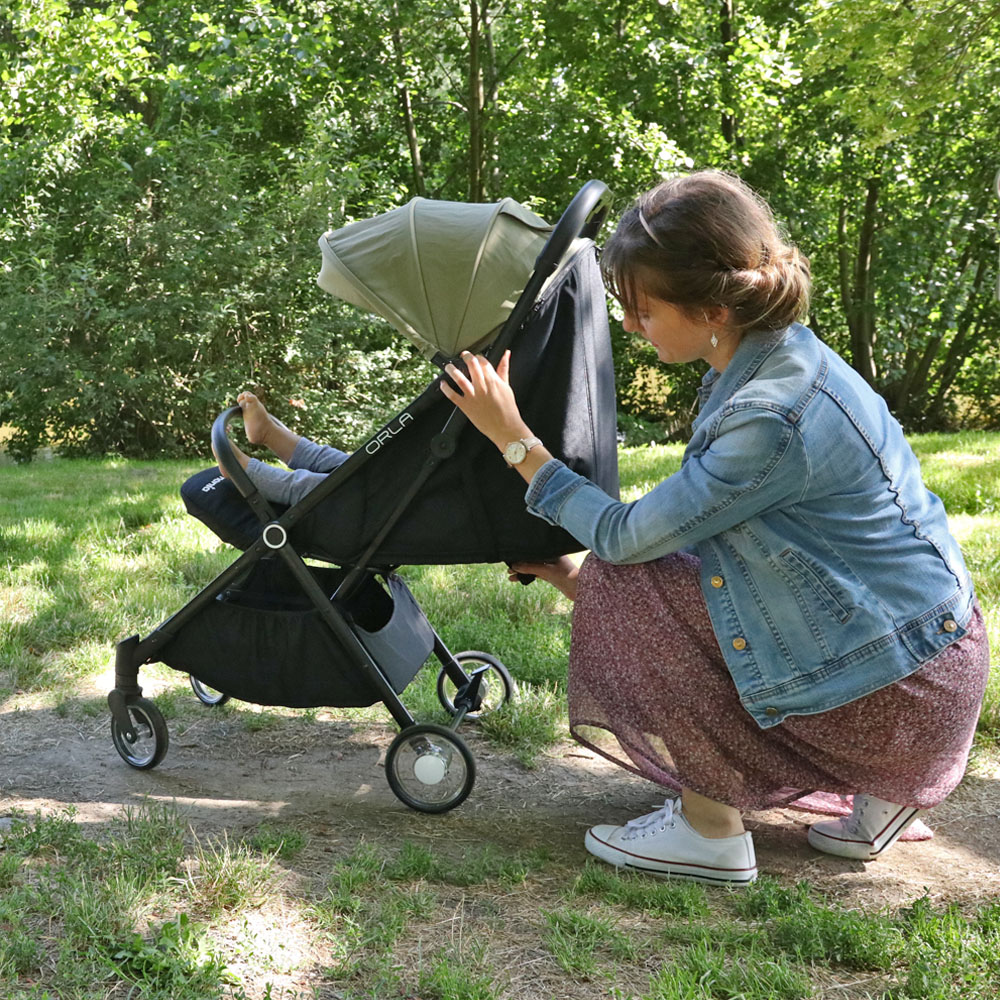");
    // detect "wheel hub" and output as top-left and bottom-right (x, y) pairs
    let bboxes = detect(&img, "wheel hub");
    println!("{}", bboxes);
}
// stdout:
(413, 751), (448, 785)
